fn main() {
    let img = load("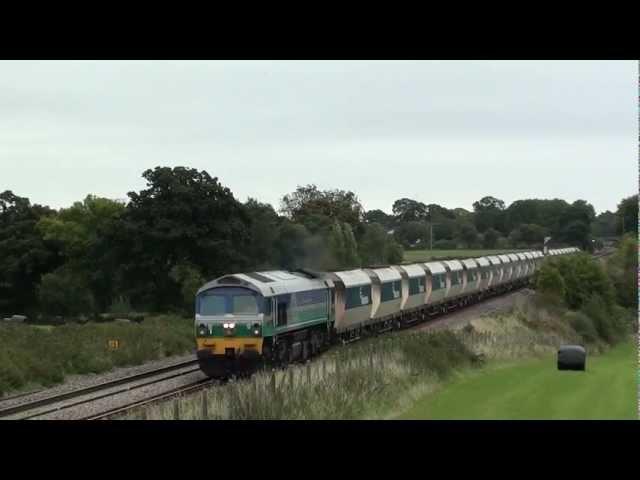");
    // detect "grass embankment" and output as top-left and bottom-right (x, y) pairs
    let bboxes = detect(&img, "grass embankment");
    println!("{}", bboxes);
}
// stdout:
(398, 340), (637, 420)
(0, 315), (194, 396)
(124, 331), (479, 420)
(130, 291), (636, 420)
(404, 249), (527, 263)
